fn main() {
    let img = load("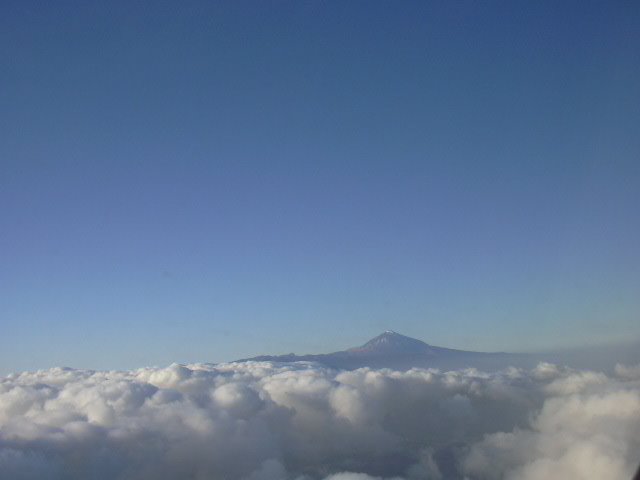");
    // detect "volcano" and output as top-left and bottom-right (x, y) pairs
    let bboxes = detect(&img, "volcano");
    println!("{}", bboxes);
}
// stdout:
(235, 330), (537, 371)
